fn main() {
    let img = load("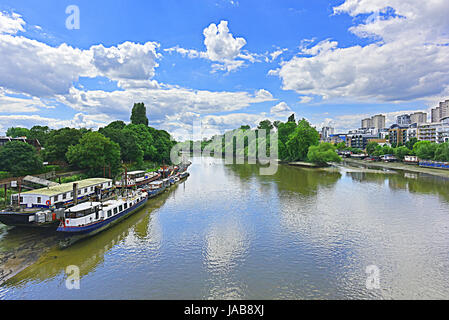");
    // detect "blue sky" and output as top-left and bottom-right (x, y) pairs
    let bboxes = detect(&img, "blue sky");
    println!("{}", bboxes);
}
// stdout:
(0, 0), (448, 139)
